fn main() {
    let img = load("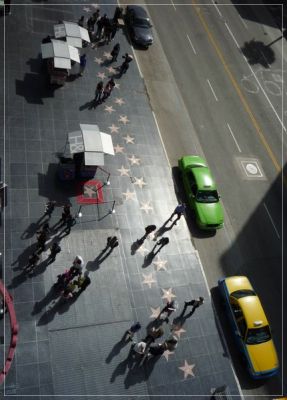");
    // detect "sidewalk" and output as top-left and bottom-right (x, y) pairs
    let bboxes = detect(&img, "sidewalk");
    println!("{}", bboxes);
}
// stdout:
(1, 3), (241, 398)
